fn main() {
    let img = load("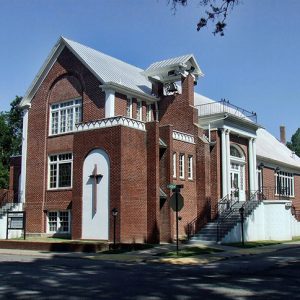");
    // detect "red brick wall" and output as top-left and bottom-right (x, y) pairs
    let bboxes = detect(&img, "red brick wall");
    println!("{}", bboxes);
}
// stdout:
(26, 47), (106, 234)
(72, 126), (148, 242)
(210, 130), (221, 218)
(146, 122), (160, 243)
(159, 125), (173, 242)
(158, 75), (198, 135)
(9, 156), (21, 202)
